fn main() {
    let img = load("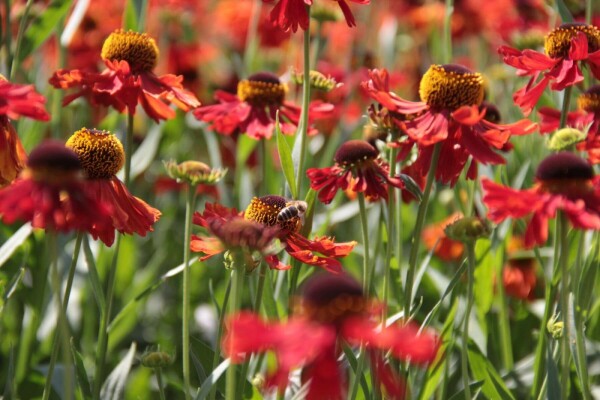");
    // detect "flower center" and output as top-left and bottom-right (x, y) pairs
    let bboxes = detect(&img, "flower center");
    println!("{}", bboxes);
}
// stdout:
(244, 195), (301, 232)
(237, 72), (287, 107)
(577, 85), (600, 114)
(210, 217), (278, 252)
(544, 23), (600, 59)
(26, 140), (82, 184)
(66, 128), (125, 179)
(536, 152), (594, 195)
(419, 64), (484, 111)
(101, 30), (159, 72)
(334, 140), (379, 166)
(295, 273), (370, 324)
